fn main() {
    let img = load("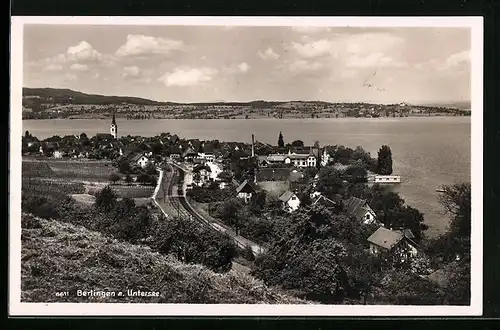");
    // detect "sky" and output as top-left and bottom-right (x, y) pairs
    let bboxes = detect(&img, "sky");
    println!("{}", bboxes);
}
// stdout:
(23, 25), (471, 104)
